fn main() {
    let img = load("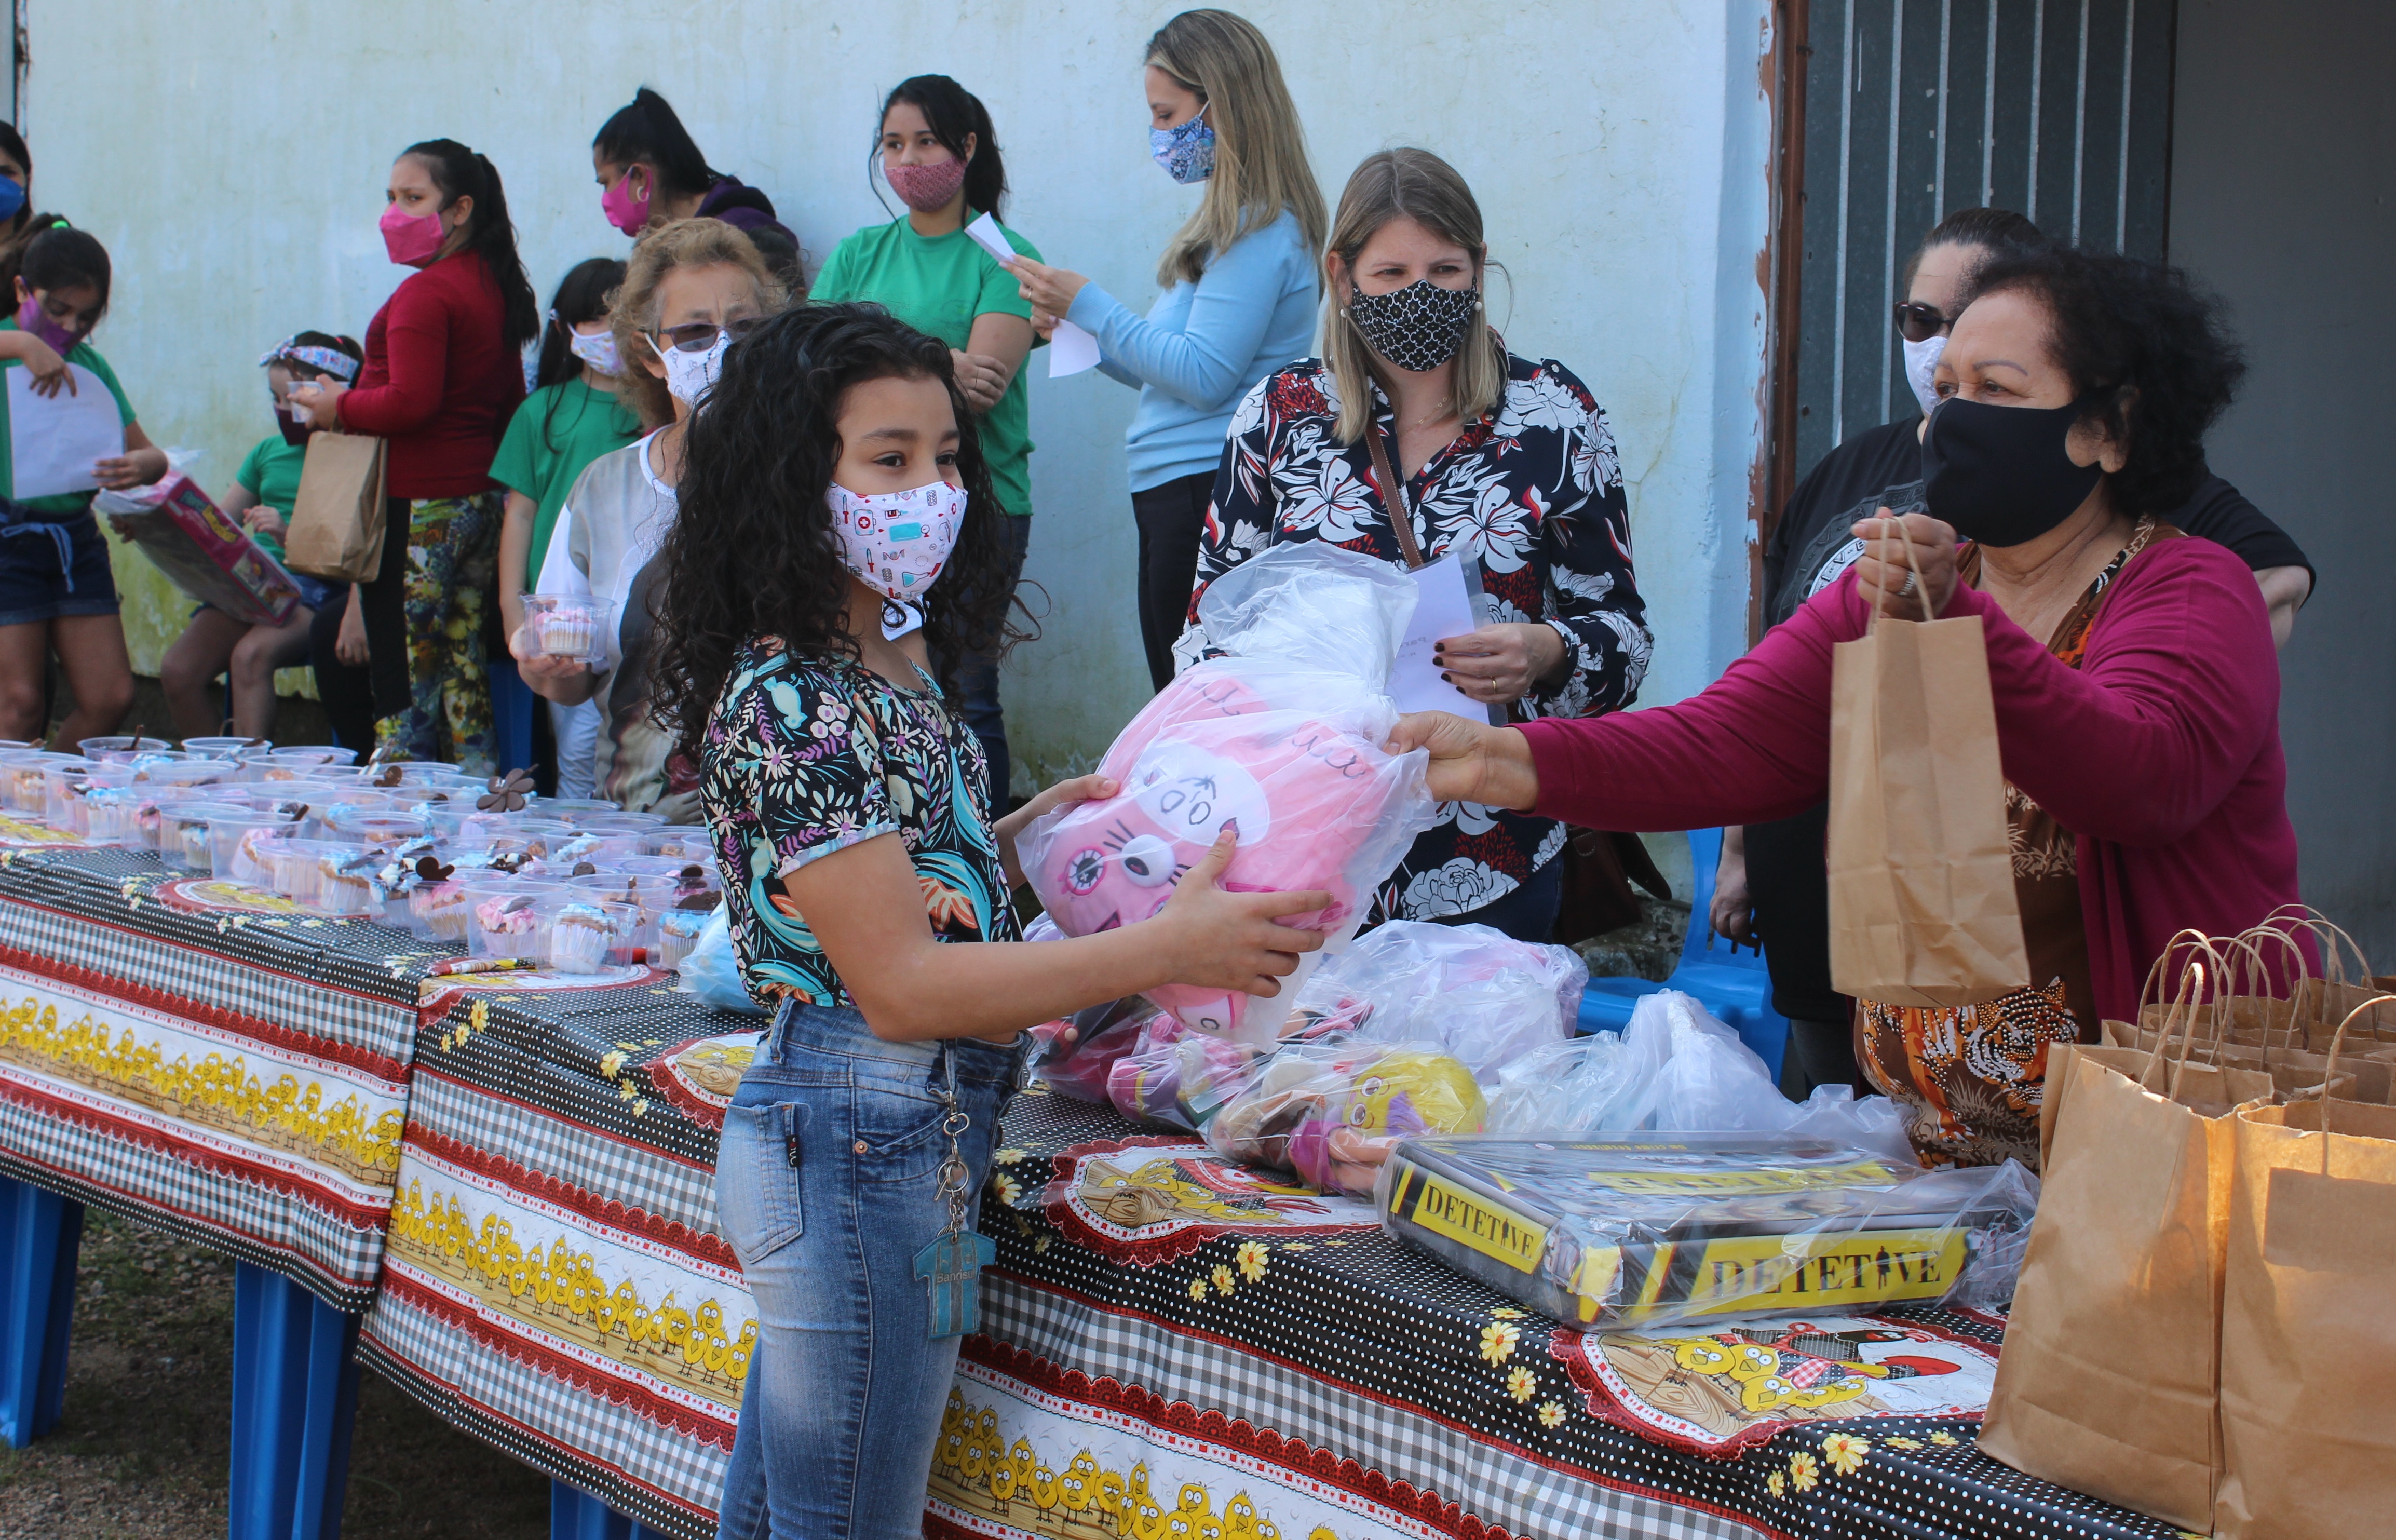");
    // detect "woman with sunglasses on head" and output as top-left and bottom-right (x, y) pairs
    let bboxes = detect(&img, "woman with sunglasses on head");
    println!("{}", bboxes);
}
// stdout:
(508, 220), (780, 818)
(290, 139), (537, 775)
(592, 88), (801, 282)
(1007, 8), (1326, 692)
(809, 74), (1040, 807)
(1714, 208), (2316, 1099)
